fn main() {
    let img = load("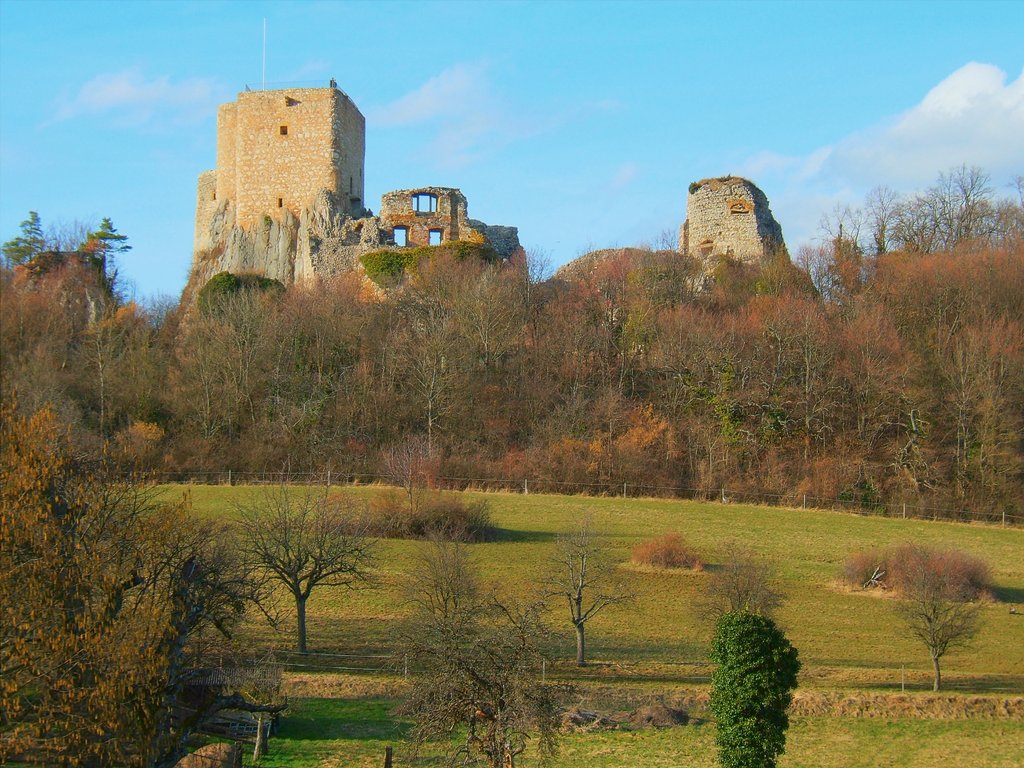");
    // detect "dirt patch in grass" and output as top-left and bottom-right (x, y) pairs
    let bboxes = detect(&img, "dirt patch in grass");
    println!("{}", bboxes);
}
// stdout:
(629, 704), (690, 728)
(283, 673), (406, 700)
(790, 691), (1024, 720)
